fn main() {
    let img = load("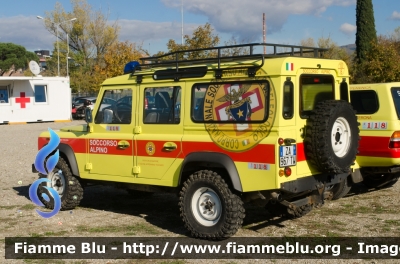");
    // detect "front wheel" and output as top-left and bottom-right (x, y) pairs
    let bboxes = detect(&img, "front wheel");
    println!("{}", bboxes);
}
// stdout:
(38, 157), (83, 210)
(179, 170), (245, 240)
